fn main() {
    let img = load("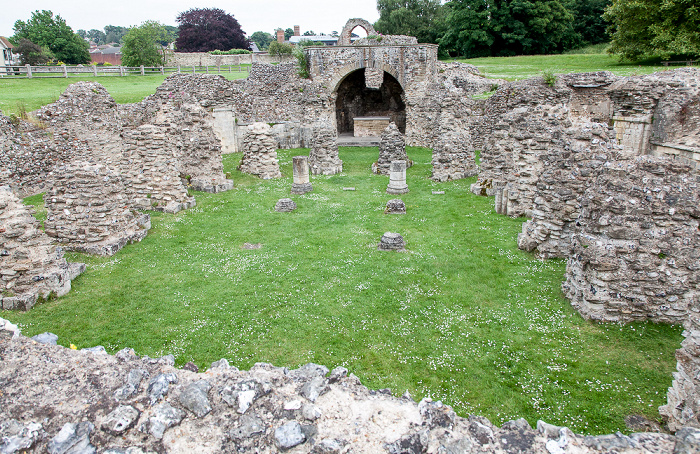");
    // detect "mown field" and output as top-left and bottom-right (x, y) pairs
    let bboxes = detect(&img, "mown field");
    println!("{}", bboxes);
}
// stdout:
(11, 147), (682, 435)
